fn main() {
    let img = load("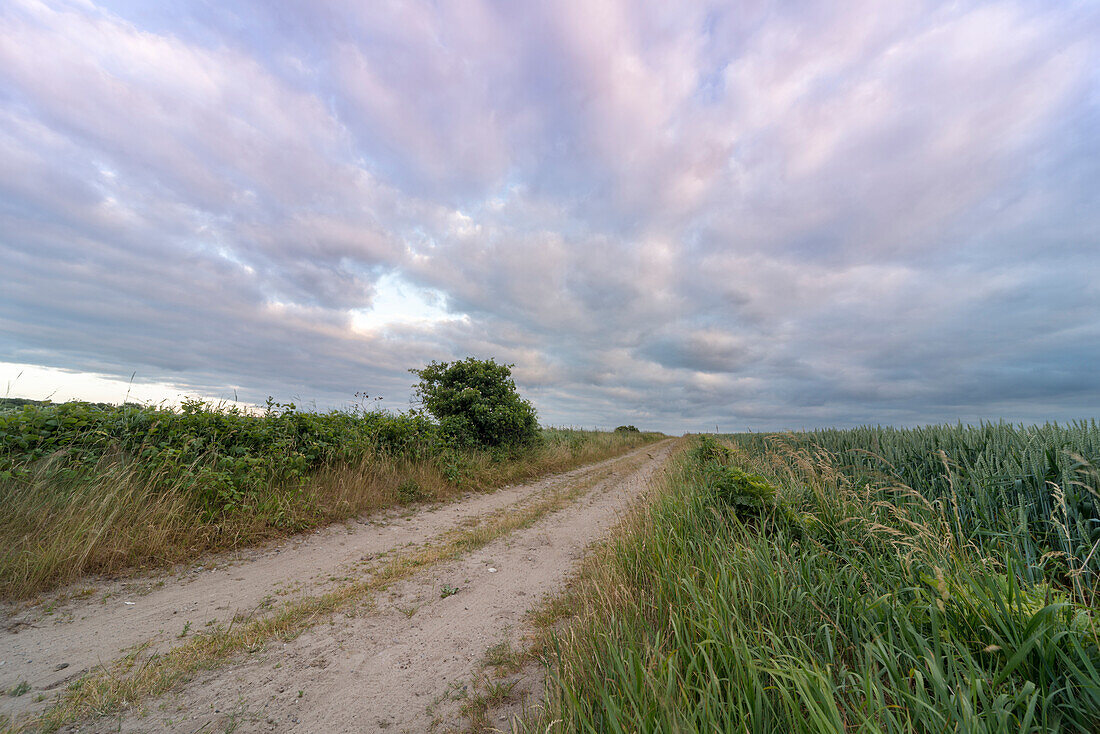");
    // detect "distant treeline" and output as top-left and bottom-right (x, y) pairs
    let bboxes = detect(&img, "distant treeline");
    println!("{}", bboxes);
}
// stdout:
(1, 397), (59, 410)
